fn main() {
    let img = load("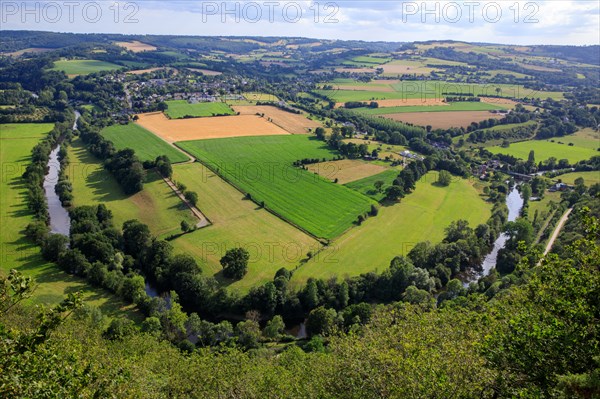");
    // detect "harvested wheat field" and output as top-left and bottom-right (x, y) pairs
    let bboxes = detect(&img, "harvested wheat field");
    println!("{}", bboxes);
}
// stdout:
(126, 67), (166, 75)
(384, 111), (502, 129)
(114, 40), (157, 52)
(335, 98), (446, 108)
(135, 112), (289, 142)
(306, 159), (388, 184)
(480, 97), (519, 108)
(334, 67), (377, 74)
(232, 105), (322, 134)
(188, 68), (222, 76)
(381, 63), (439, 75)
